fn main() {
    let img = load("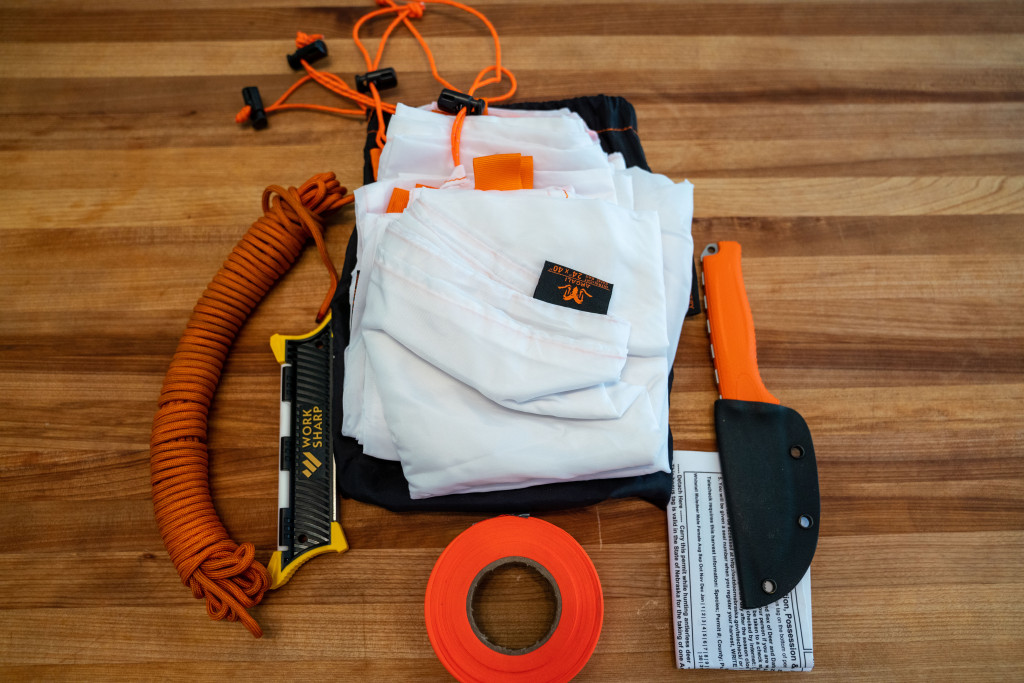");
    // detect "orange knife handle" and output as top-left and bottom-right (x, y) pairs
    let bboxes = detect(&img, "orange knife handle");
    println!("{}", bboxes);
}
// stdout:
(701, 241), (780, 404)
